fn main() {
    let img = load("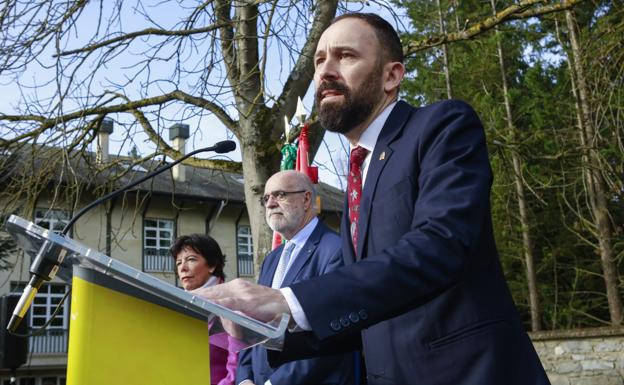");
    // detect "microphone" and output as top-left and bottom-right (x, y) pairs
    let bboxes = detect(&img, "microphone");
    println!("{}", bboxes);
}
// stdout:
(7, 139), (236, 333)
(213, 140), (236, 153)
